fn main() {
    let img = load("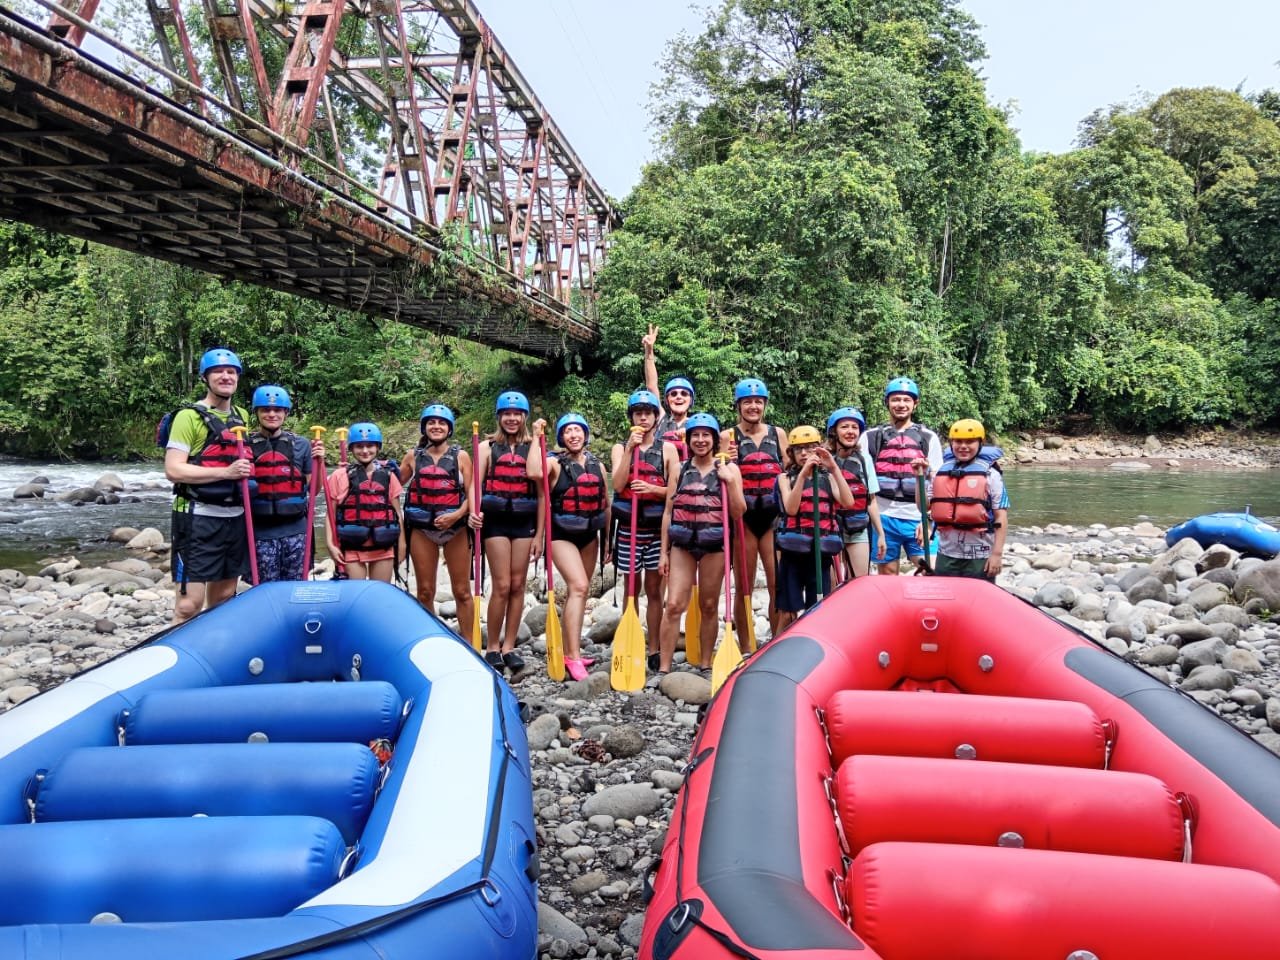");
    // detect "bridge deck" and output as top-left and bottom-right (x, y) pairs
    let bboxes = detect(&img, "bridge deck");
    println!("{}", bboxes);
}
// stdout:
(0, 11), (596, 357)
